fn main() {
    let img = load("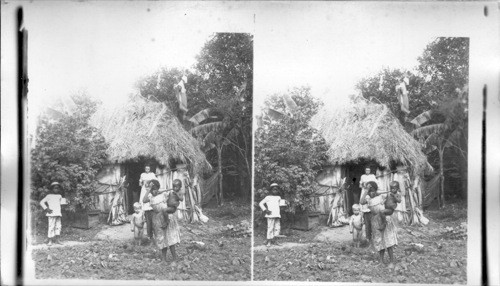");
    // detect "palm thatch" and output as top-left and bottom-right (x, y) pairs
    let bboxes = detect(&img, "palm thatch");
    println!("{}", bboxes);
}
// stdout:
(310, 98), (429, 173)
(90, 95), (210, 174)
